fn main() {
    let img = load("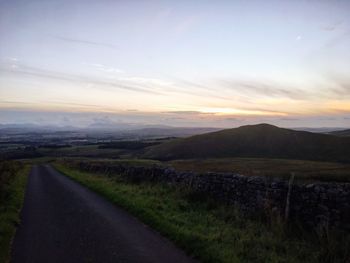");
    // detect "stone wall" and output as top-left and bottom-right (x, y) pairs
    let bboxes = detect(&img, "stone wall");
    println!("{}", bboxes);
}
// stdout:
(65, 160), (350, 231)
